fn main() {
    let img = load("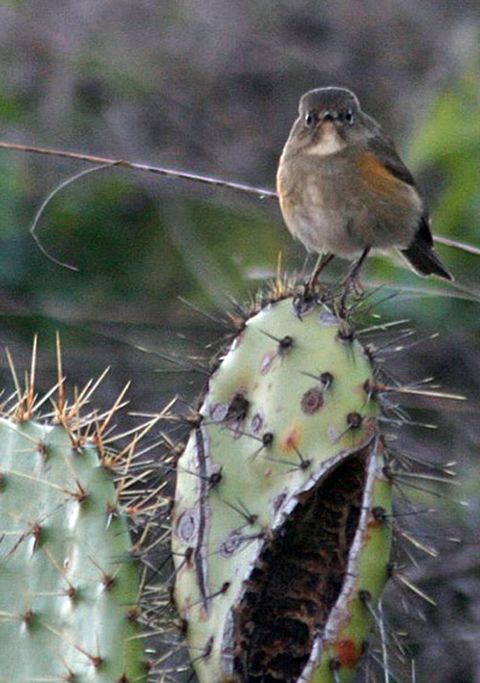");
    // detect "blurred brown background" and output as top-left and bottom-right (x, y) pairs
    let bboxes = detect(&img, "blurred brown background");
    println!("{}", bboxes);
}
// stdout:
(0, 2), (479, 681)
